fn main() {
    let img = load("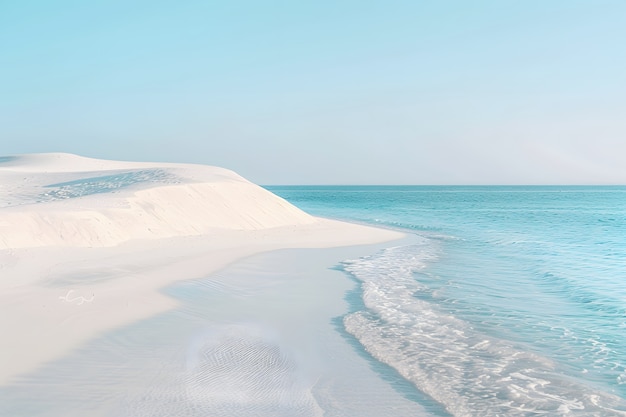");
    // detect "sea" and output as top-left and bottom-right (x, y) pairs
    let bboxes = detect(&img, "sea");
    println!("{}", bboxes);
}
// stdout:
(266, 186), (626, 417)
